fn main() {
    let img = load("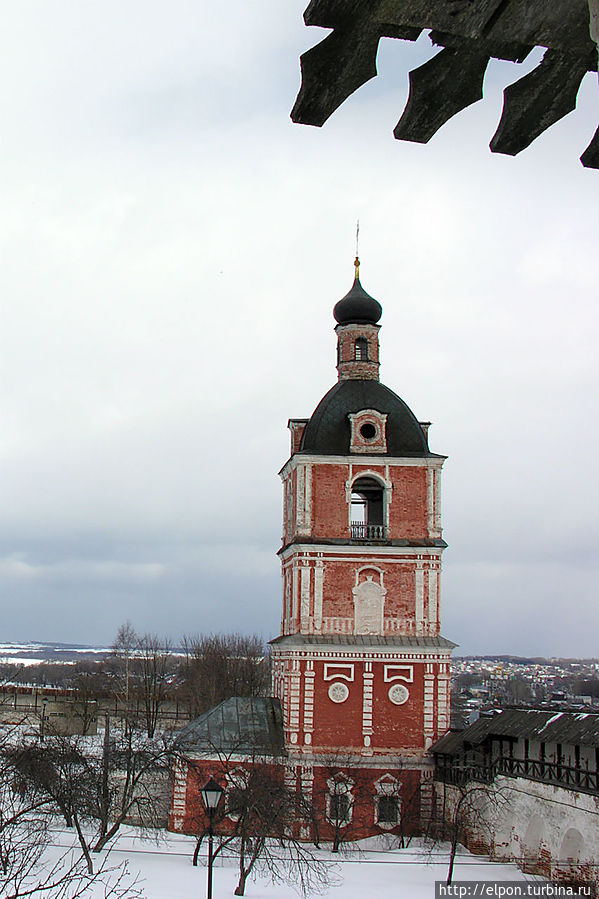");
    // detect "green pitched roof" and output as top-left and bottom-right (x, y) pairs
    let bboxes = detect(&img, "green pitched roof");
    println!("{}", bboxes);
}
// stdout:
(176, 697), (285, 756)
